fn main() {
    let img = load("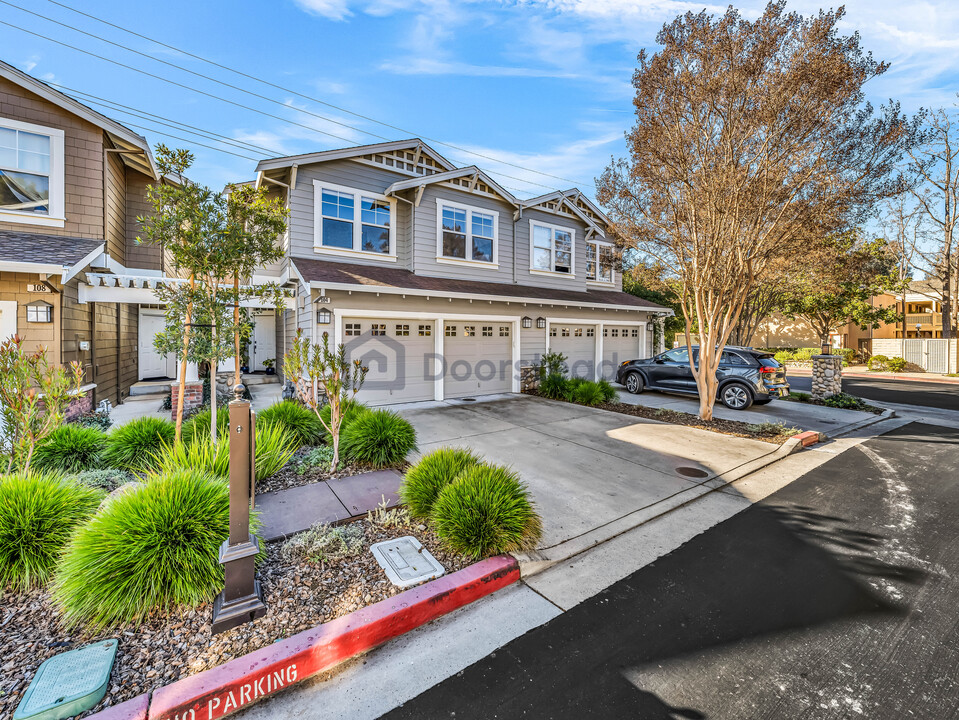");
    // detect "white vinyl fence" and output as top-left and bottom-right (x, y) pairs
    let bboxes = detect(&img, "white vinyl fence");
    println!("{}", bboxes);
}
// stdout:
(872, 338), (958, 374)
